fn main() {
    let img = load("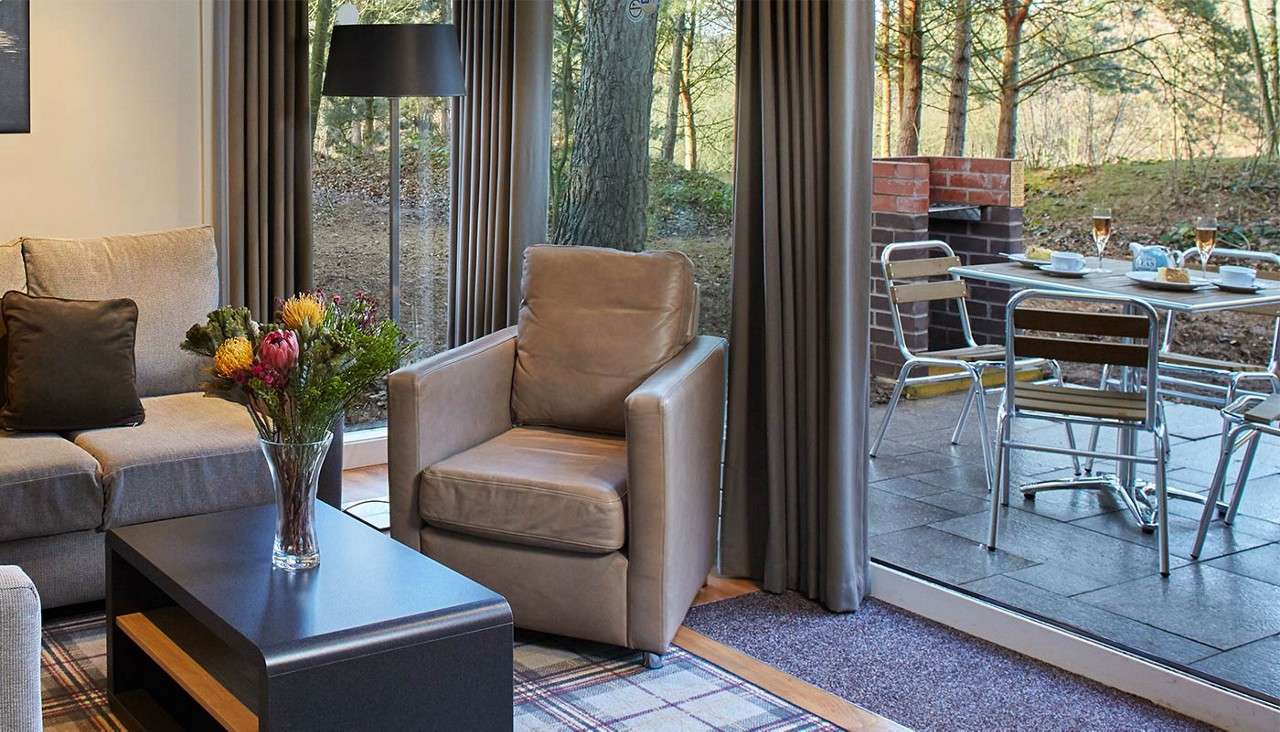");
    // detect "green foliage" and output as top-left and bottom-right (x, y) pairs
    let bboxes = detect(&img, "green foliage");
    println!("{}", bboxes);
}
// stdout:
(647, 158), (733, 238)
